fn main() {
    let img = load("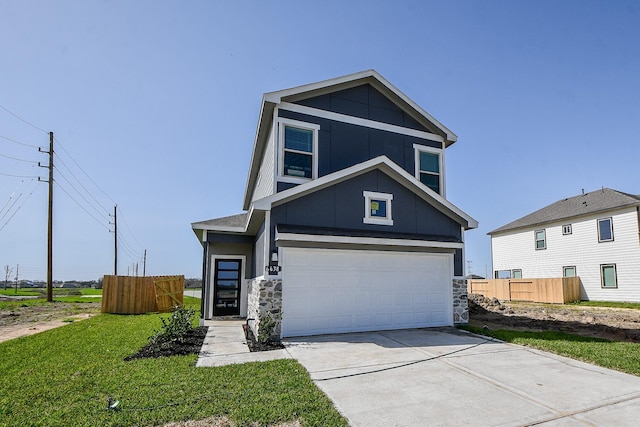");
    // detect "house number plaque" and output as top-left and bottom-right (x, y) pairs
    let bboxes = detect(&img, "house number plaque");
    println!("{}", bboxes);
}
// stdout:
(265, 265), (282, 275)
